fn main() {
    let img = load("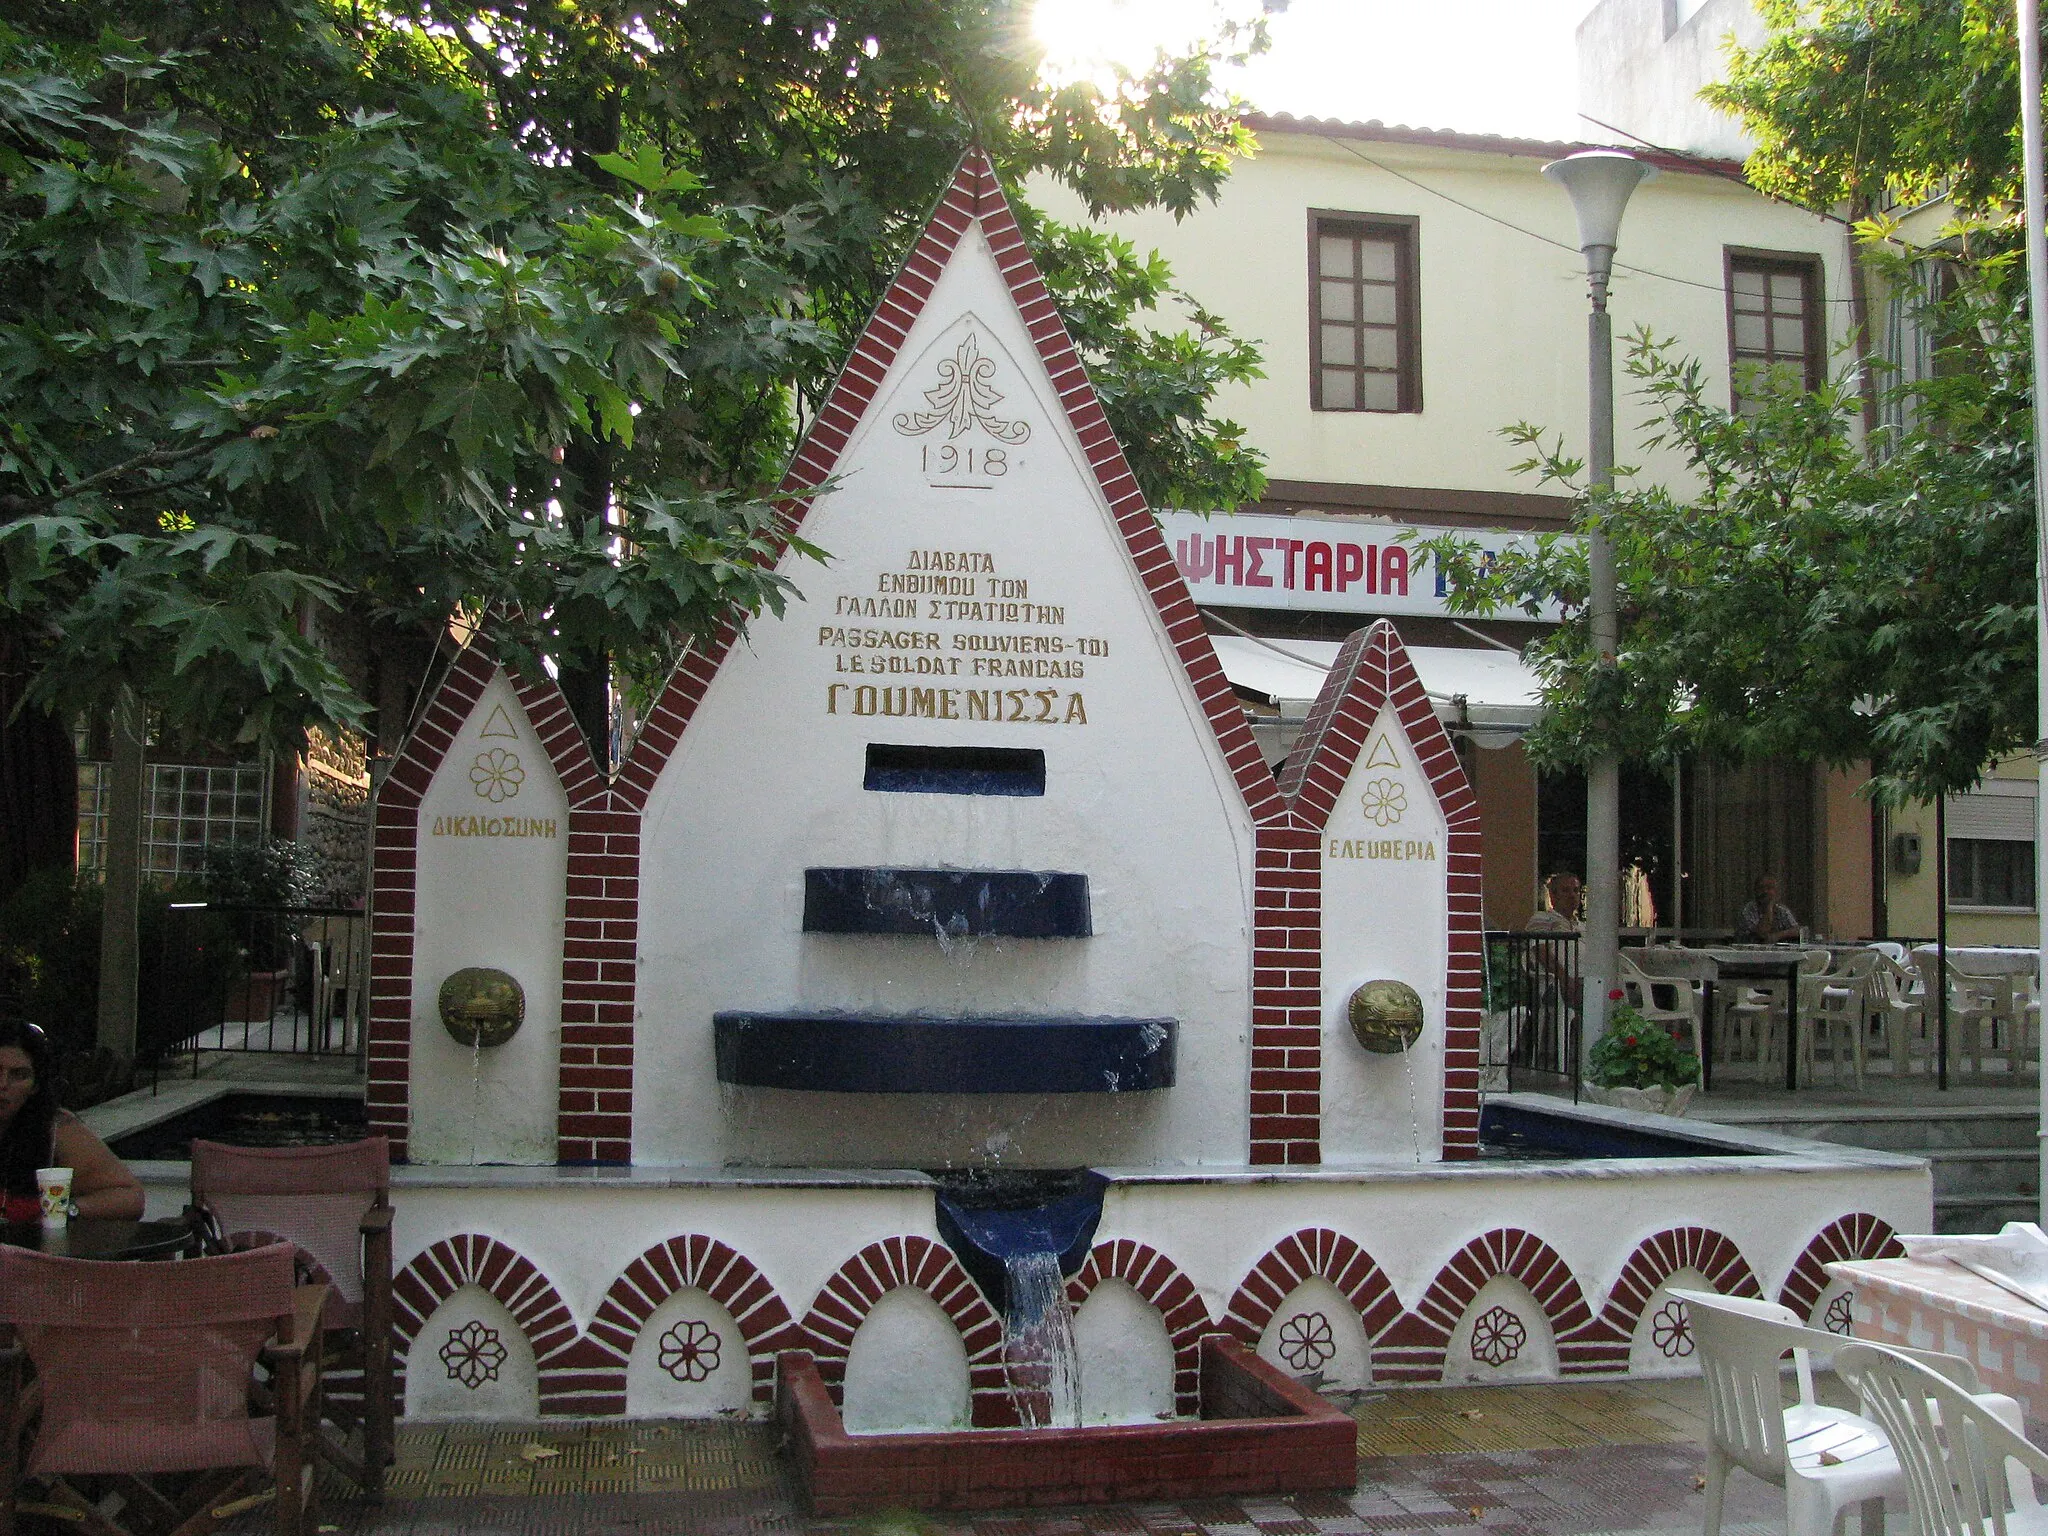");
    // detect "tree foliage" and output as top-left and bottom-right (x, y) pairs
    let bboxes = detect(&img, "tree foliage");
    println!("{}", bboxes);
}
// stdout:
(0, 1), (1270, 760)
(1423, 0), (2047, 805)
(1427, 286), (2036, 805)
(1706, 0), (2032, 216)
